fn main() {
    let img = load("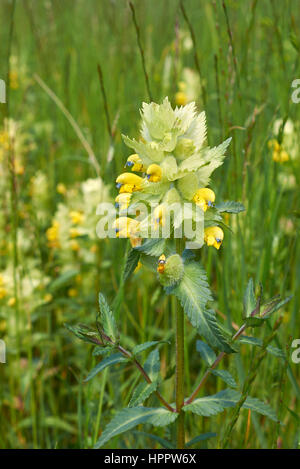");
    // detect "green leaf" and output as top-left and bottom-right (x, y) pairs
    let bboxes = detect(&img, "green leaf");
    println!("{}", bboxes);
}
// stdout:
(211, 370), (237, 388)
(196, 340), (217, 366)
(84, 353), (127, 382)
(49, 269), (79, 292)
(129, 381), (158, 407)
(65, 323), (100, 345)
(166, 262), (234, 353)
(144, 349), (160, 381)
(98, 293), (119, 342)
(244, 316), (265, 328)
(124, 249), (140, 281)
(215, 201), (245, 213)
(132, 431), (174, 449)
(94, 407), (178, 448)
(132, 341), (167, 356)
(184, 389), (277, 422)
(237, 336), (285, 359)
(136, 238), (166, 256)
(185, 432), (217, 447)
(243, 278), (257, 319)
